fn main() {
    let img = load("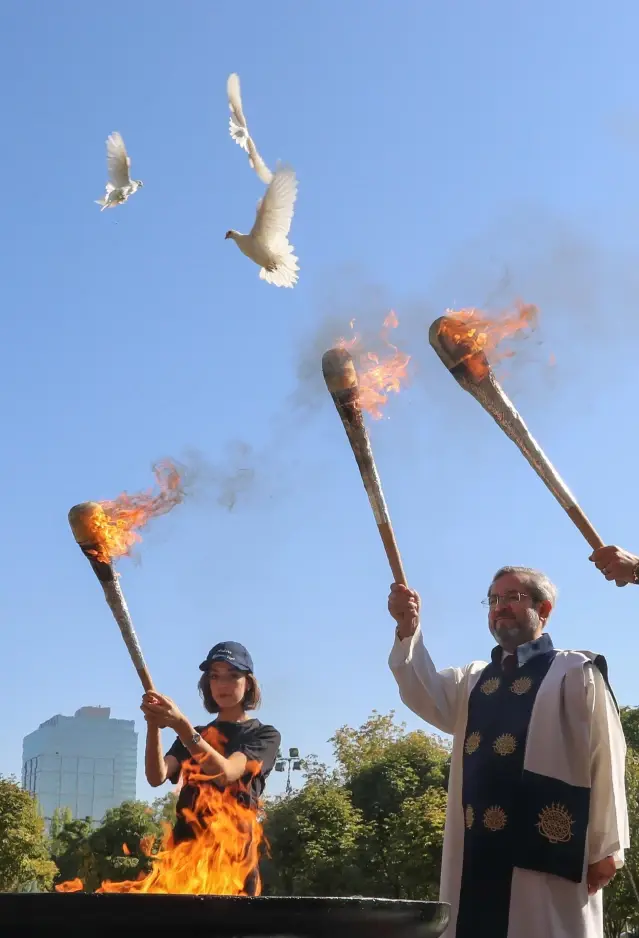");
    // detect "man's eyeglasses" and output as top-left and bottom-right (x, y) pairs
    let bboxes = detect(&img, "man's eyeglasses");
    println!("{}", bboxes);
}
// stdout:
(481, 591), (531, 608)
